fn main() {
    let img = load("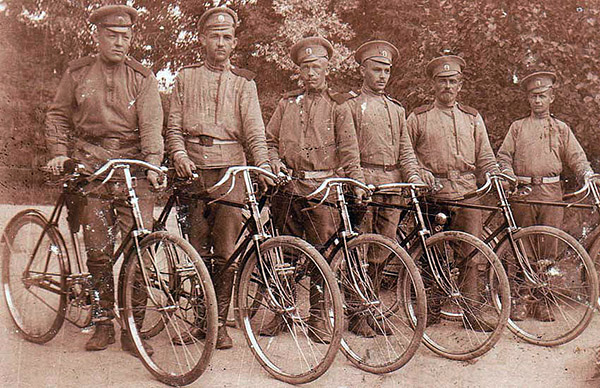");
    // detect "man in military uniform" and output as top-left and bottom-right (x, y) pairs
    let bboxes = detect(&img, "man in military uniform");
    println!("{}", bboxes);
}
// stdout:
(497, 71), (594, 321)
(165, 6), (273, 349)
(406, 55), (499, 330)
(346, 40), (424, 337)
(263, 36), (365, 342)
(45, 5), (164, 355)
